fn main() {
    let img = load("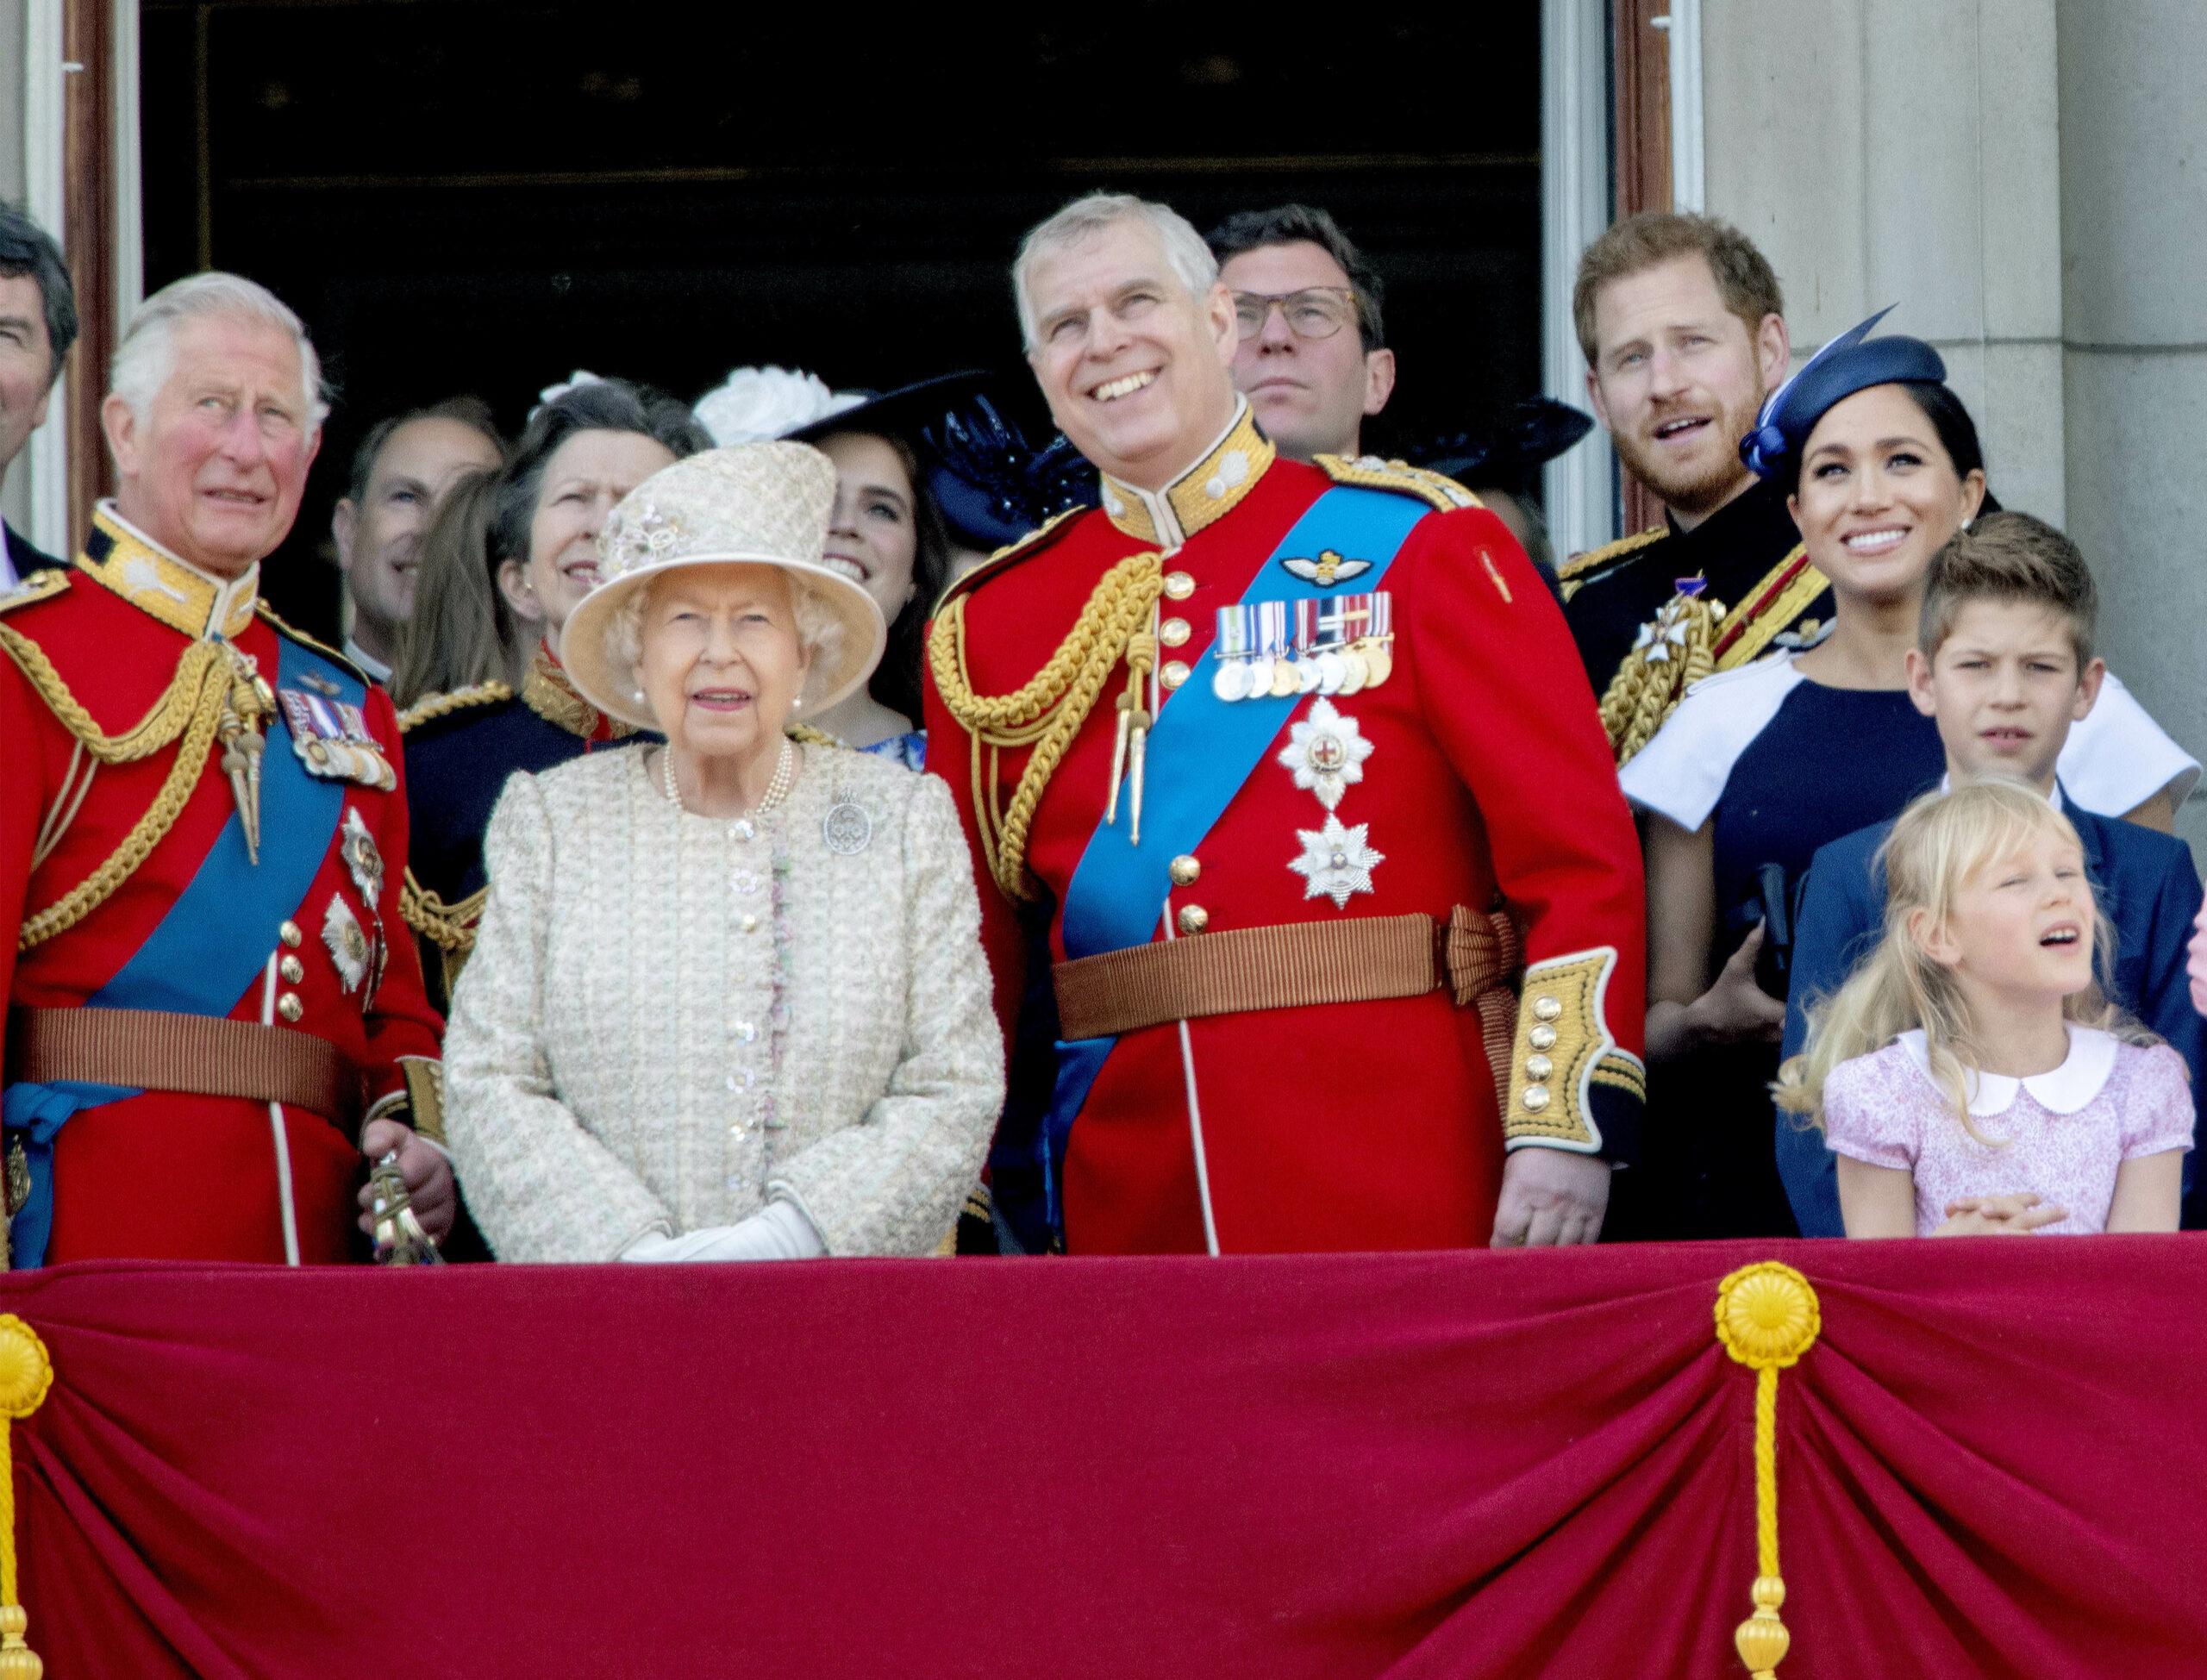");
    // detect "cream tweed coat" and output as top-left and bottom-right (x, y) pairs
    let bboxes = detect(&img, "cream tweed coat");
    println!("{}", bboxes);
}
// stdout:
(444, 745), (1003, 1261)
